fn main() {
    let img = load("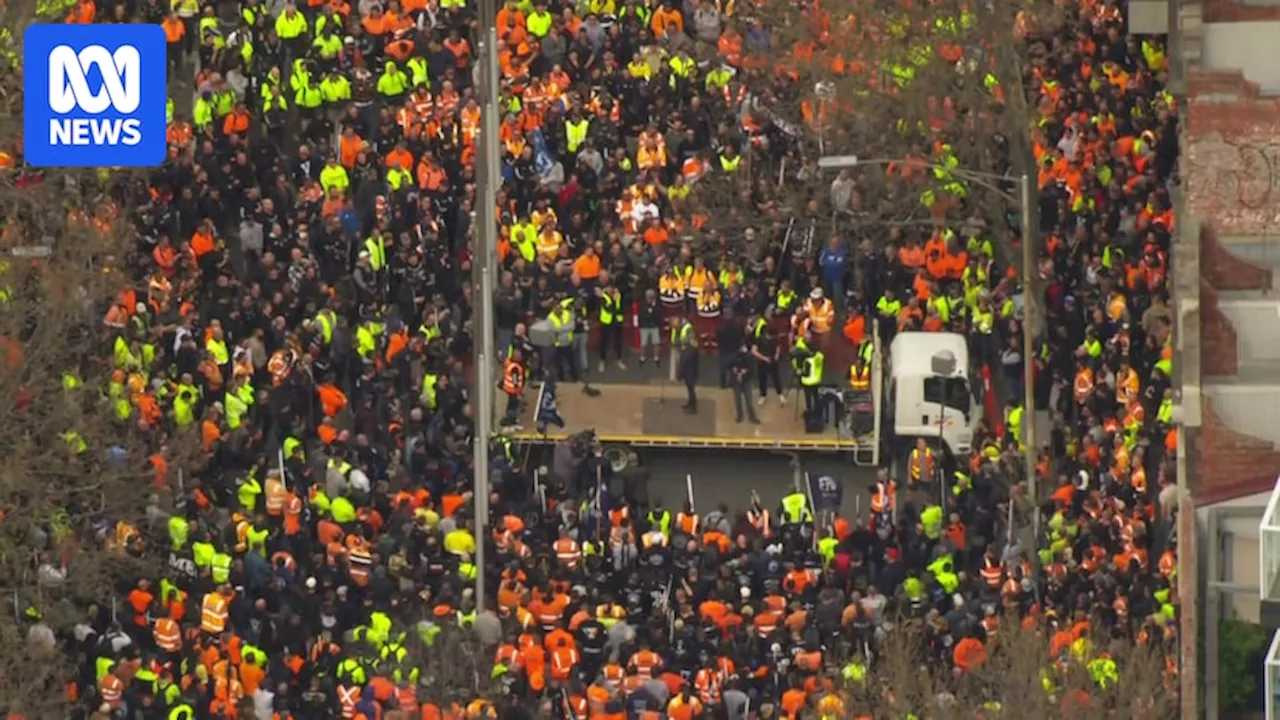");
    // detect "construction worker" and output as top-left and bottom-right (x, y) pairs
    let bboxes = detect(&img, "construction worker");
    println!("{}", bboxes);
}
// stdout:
(779, 491), (813, 526)
(672, 313), (699, 413)
(548, 298), (580, 382)
(501, 347), (527, 429)
(908, 437), (935, 484)
(847, 354), (874, 434)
